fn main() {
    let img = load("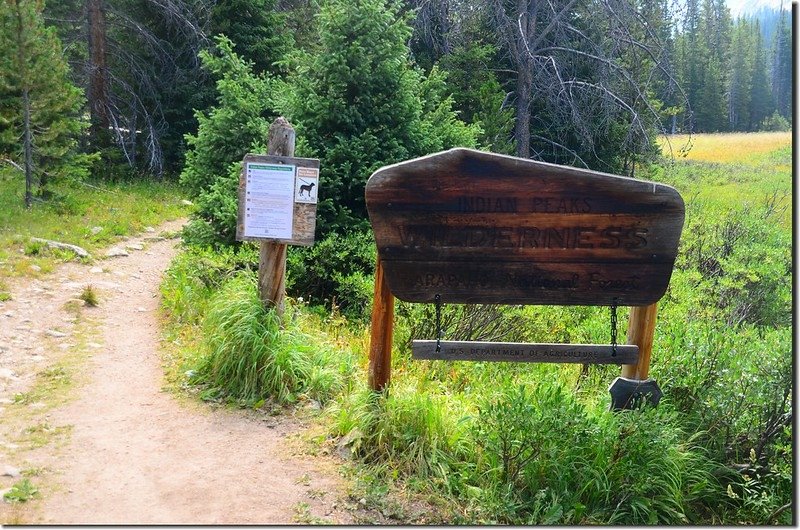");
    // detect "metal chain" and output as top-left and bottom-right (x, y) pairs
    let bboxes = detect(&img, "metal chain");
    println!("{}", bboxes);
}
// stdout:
(610, 297), (618, 357)
(435, 294), (442, 353)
